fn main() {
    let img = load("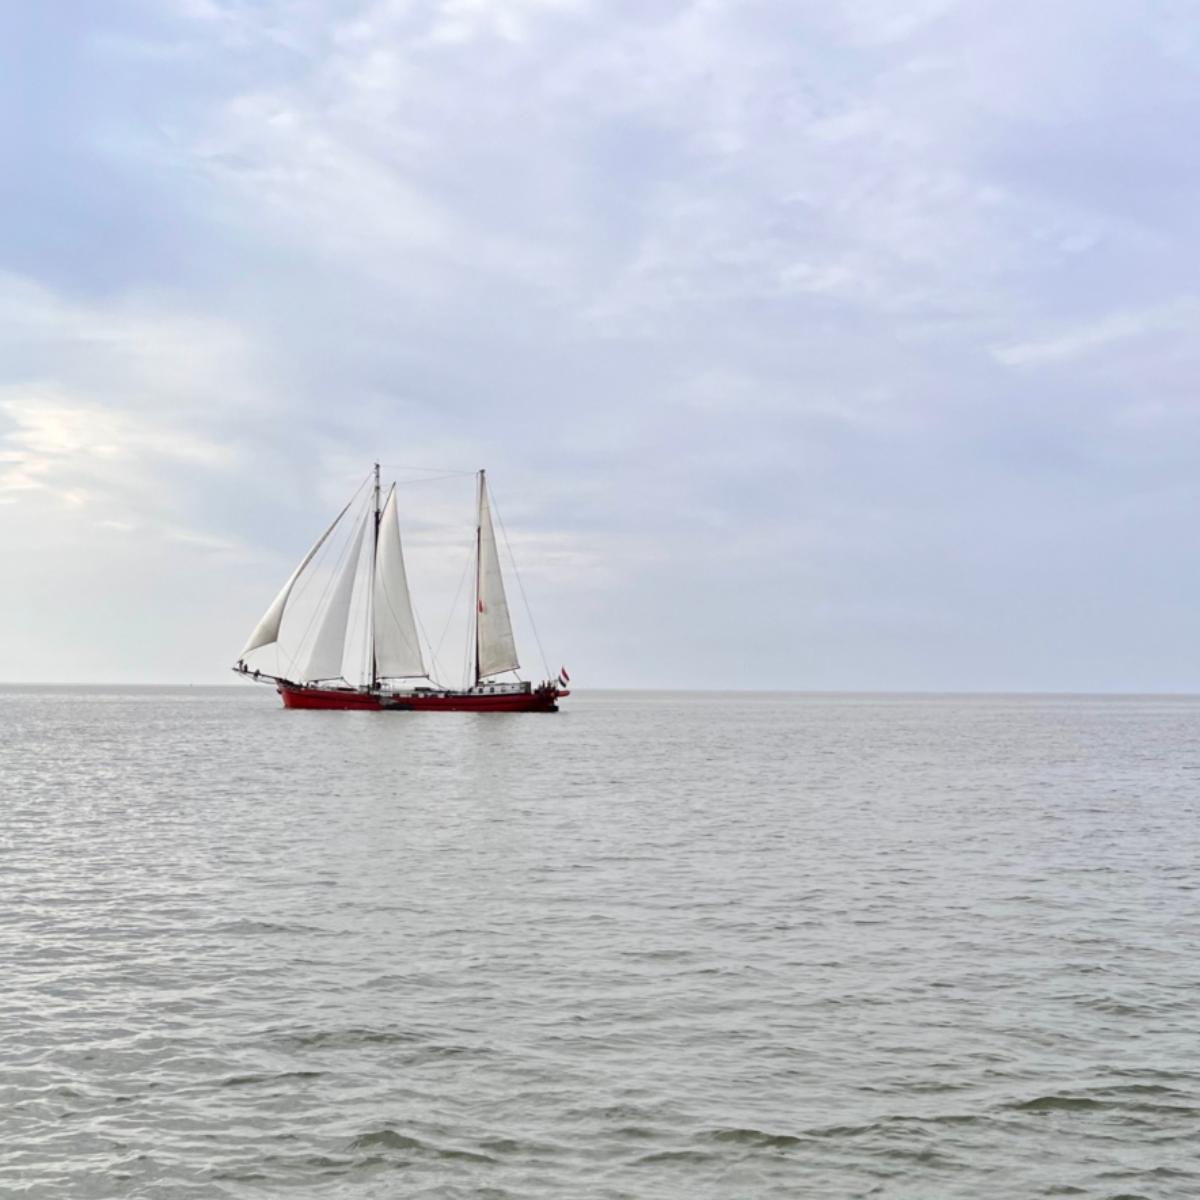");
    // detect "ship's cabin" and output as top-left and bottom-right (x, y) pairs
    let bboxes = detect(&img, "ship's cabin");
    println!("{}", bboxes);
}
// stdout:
(466, 681), (532, 695)
(382, 680), (533, 696)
